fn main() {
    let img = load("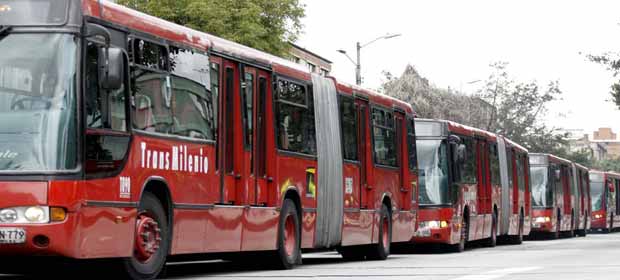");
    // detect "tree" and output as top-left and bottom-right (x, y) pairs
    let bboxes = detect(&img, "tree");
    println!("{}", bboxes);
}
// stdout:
(587, 52), (620, 109)
(117, 0), (305, 56)
(382, 62), (567, 155)
(381, 65), (493, 128)
(477, 62), (565, 154)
